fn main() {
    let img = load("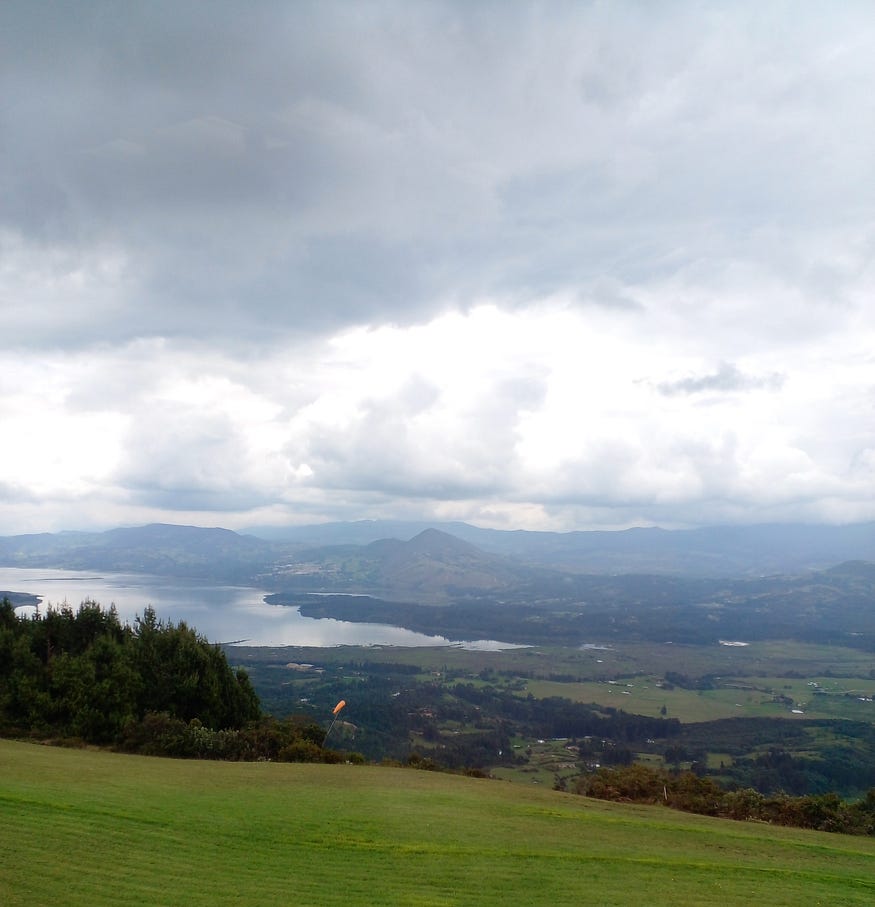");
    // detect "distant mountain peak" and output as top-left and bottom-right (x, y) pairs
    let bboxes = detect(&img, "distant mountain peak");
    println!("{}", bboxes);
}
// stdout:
(362, 528), (486, 560)
(405, 527), (481, 553)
